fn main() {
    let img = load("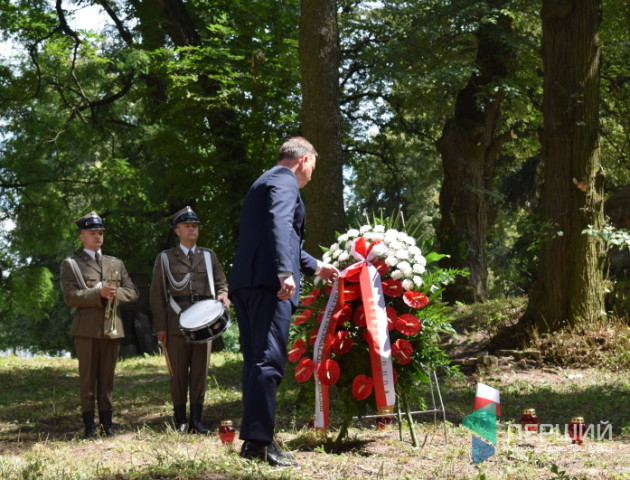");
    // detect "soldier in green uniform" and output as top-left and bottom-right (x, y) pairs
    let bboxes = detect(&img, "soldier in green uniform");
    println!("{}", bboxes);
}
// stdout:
(60, 211), (139, 438)
(150, 206), (229, 434)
